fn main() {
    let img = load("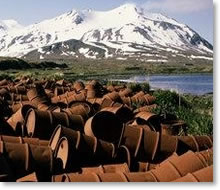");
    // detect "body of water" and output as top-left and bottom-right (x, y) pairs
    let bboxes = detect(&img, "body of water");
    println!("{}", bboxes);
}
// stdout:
(113, 73), (213, 95)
